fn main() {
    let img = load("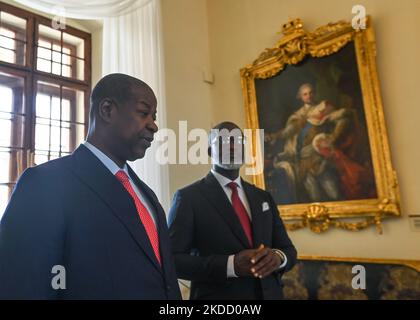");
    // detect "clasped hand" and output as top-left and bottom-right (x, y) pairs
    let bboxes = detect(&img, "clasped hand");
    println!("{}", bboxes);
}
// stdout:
(233, 244), (282, 278)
